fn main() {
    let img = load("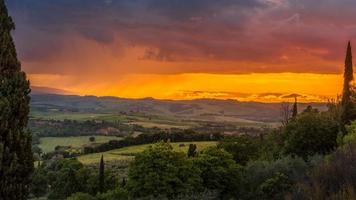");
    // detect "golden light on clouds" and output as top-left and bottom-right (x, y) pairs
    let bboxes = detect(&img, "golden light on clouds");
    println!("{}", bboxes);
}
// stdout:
(29, 73), (343, 102)
(23, 36), (345, 103)
(11, 0), (356, 104)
